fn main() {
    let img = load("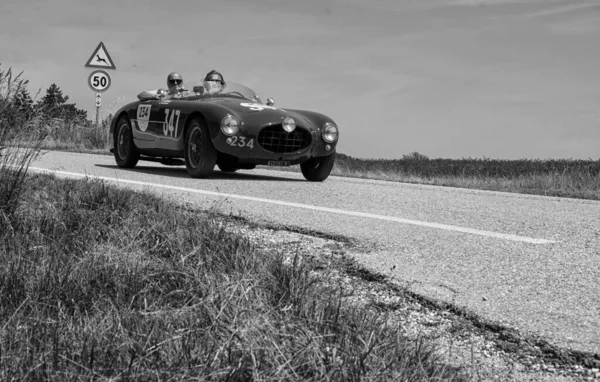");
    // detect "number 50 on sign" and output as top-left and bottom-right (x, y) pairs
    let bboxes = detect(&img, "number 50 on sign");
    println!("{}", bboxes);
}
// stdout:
(88, 69), (111, 92)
